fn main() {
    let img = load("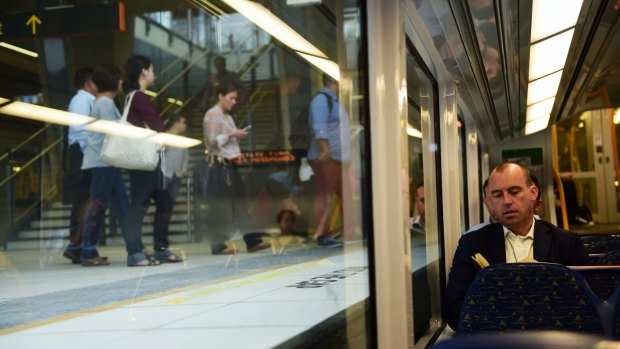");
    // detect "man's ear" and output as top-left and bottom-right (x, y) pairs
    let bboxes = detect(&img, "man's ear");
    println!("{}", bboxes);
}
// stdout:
(530, 185), (539, 201)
